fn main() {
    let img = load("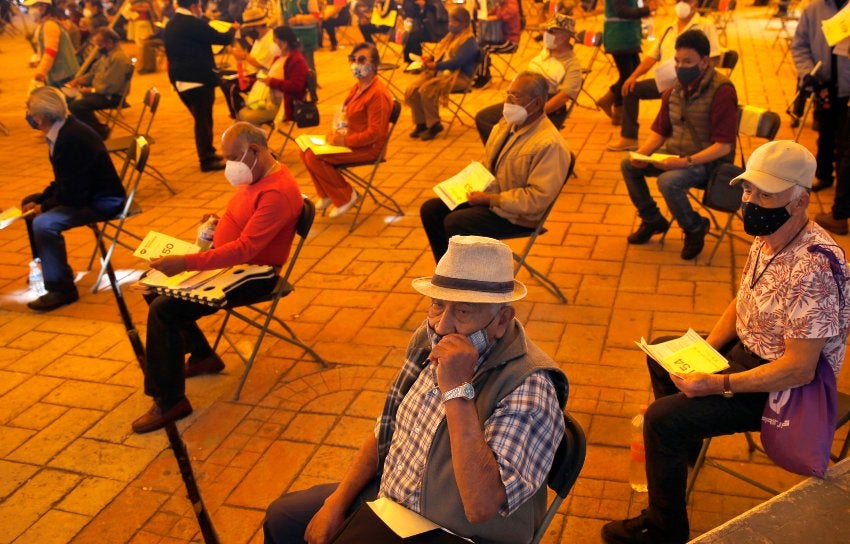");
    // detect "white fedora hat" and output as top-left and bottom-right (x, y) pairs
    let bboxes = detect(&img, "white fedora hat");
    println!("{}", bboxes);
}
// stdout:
(412, 236), (527, 303)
